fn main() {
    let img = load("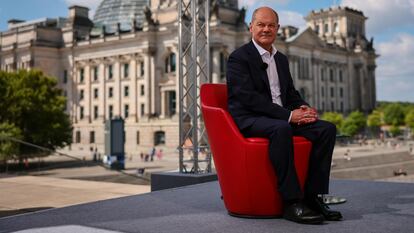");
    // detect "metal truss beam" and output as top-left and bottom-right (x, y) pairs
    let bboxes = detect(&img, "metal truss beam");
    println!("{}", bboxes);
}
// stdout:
(178, 0), (211, 173)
